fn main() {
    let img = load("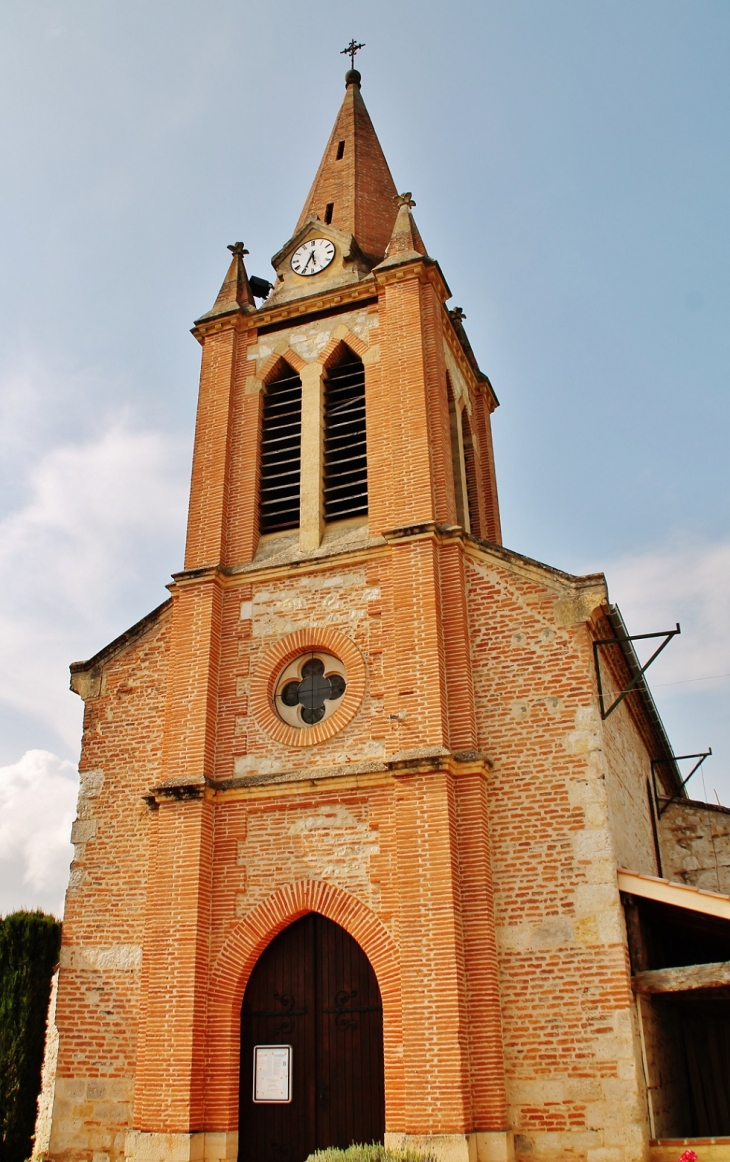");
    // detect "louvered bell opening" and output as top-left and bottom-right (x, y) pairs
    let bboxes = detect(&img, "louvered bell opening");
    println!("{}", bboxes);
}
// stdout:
(324, 354), (368, 522)
(259, 367), (302, 533)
